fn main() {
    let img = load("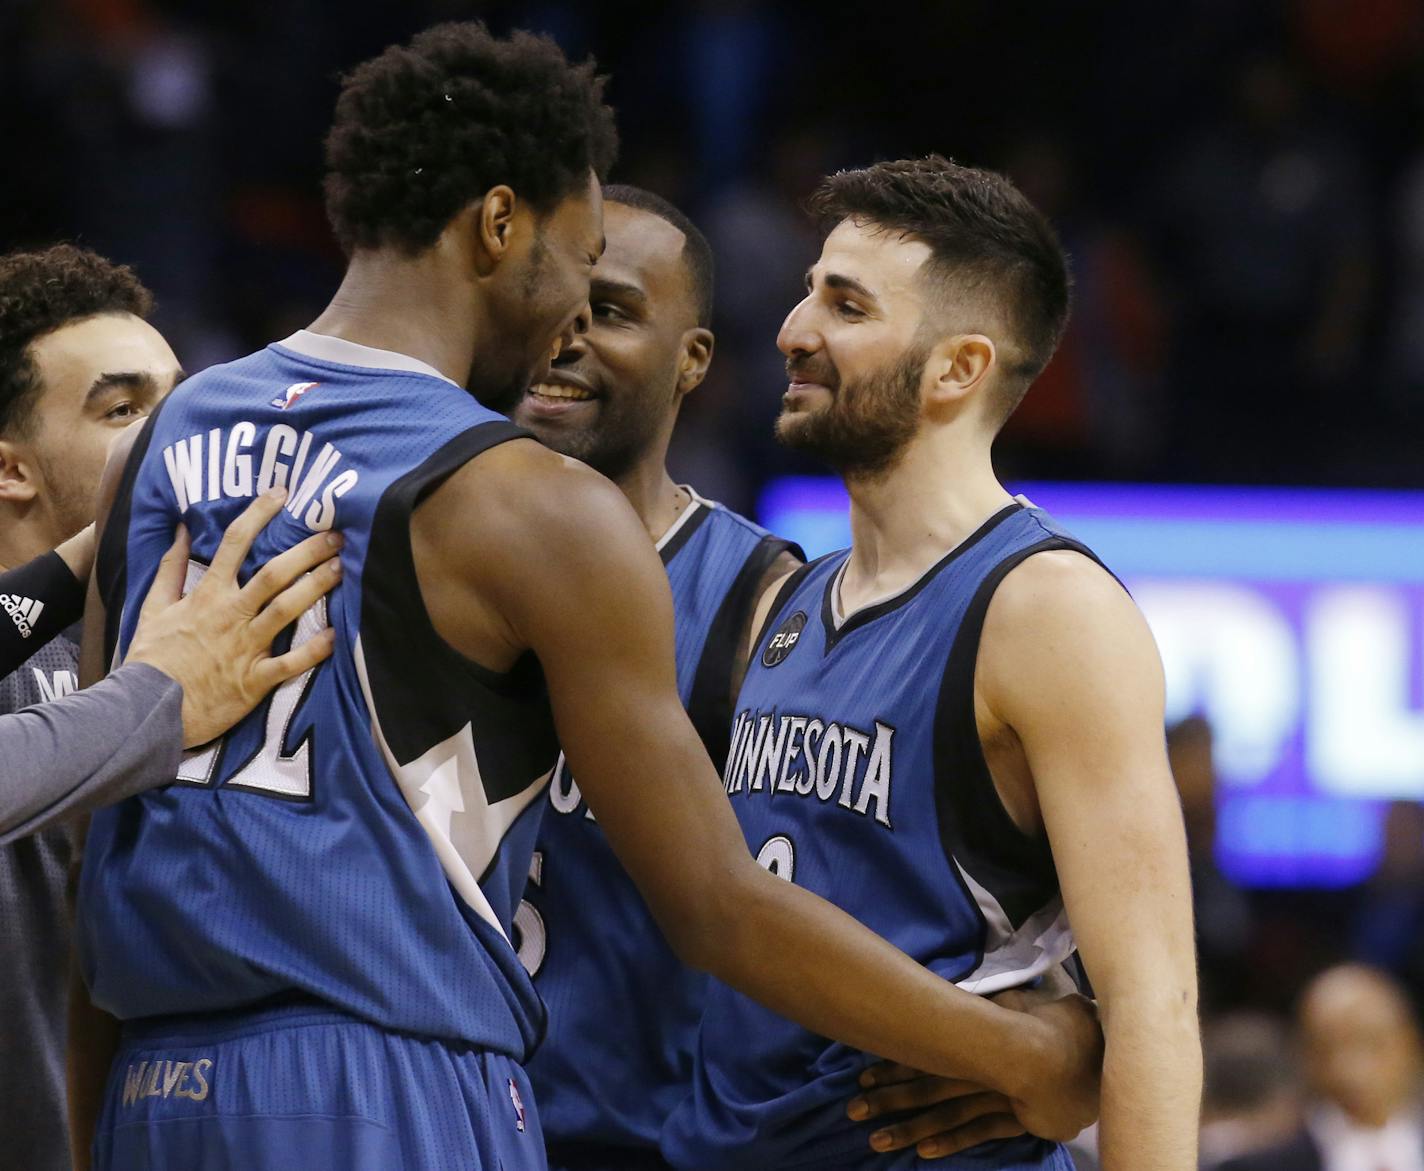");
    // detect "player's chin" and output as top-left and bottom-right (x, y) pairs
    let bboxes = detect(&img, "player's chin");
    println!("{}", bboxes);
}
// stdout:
(774, 409), (818, 447)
